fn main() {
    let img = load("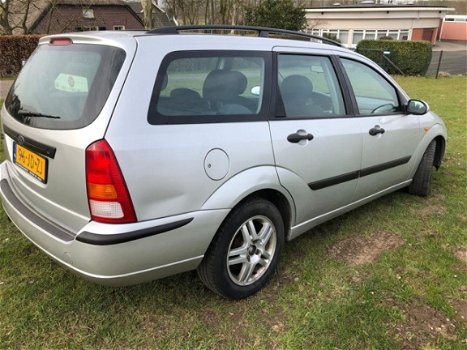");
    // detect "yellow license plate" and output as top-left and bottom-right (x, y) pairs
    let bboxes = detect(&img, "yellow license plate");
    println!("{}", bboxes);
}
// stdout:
(14, 143), (48, 183)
